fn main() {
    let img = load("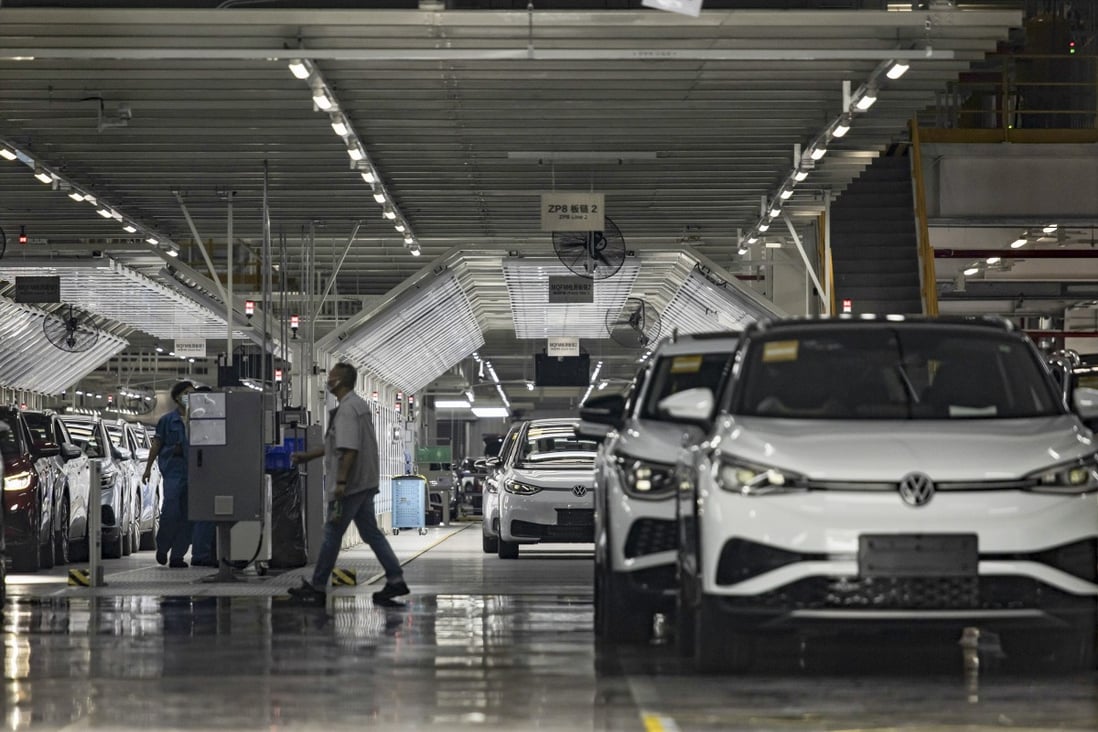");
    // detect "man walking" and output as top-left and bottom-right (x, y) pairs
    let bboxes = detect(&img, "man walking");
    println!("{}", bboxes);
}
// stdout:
(289, 362), (409, 605)
(143, 380), (194, 568)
